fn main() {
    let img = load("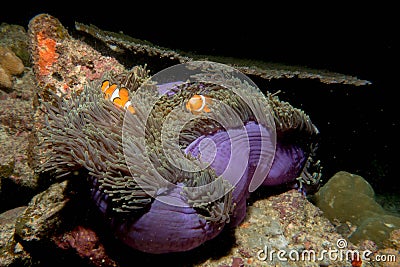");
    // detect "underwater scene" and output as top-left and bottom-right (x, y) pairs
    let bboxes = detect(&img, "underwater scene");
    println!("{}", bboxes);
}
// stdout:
(1, 5), (398, 267)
